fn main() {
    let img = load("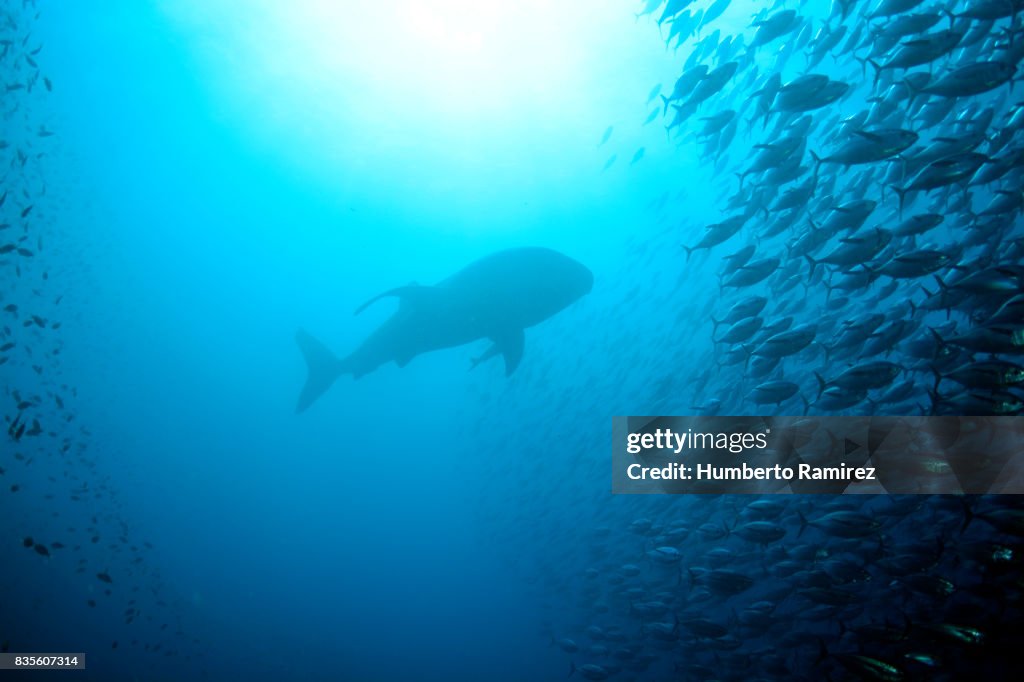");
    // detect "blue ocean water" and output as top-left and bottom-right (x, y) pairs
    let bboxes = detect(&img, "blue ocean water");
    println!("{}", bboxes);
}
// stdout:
(3, 0), (1024, 680)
